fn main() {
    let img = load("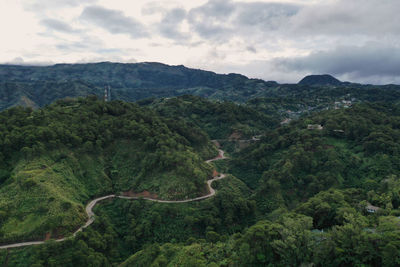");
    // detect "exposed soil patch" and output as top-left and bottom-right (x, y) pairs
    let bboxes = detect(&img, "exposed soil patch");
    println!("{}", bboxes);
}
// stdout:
(44, 232), (51, 241)
(211, 140), (221, 148)
(122, 190), (159, 199)
(212, 170), (219, 177)
(229, 131), (242, 141)
(51, 227), (66, 239)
